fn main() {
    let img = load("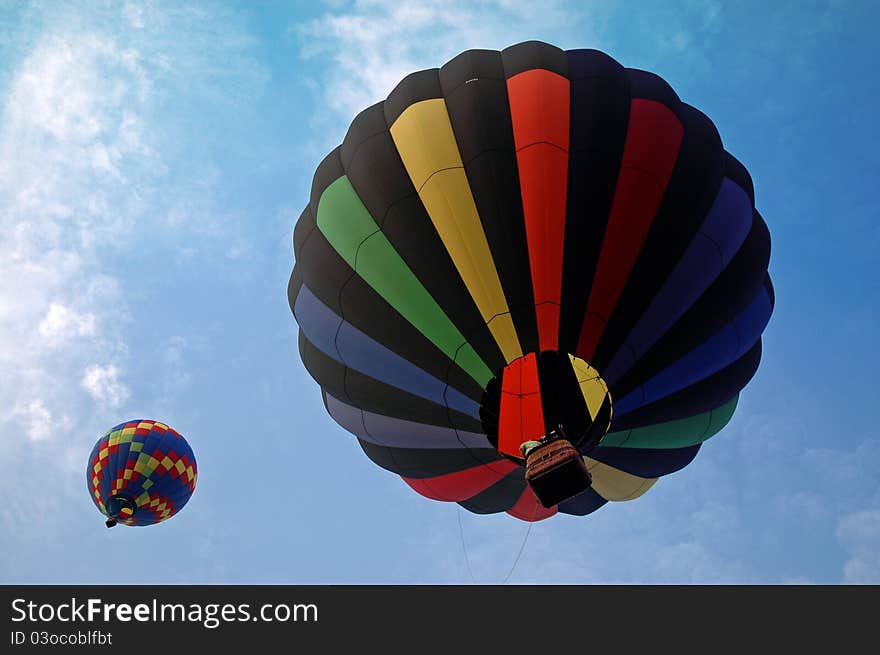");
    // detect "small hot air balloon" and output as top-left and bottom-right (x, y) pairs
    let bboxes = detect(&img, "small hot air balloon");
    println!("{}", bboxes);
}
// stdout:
(86, 420), (197, 527)
(288, 41), (773, 521)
